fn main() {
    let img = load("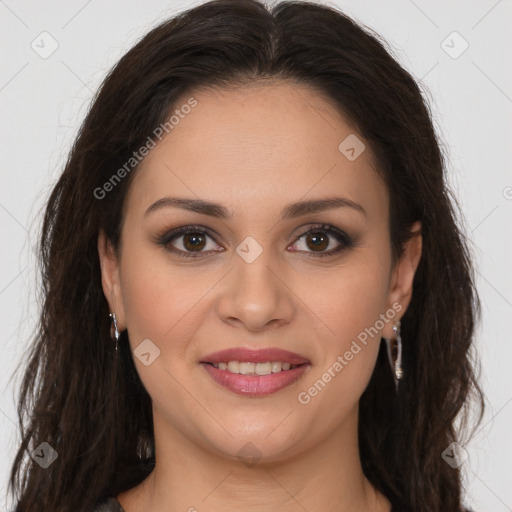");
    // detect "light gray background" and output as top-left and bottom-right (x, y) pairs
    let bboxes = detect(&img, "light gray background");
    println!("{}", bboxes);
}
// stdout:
(1, 1), (511, 510)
